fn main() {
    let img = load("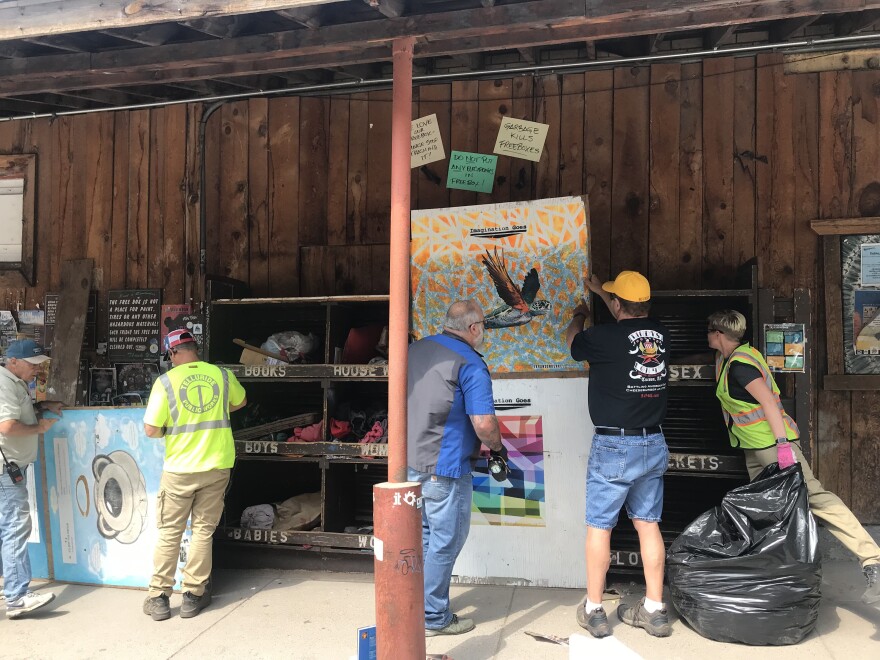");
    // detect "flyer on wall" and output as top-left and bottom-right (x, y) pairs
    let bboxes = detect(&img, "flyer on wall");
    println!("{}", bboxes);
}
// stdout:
(853, 289), (880, 355)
